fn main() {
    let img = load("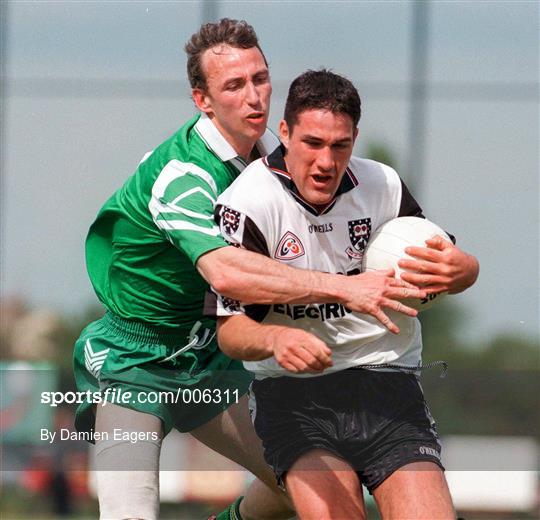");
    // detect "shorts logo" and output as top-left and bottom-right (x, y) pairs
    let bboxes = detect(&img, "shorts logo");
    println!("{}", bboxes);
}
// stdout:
(221, 206), (241, 236)
(275, 231), (305, 261)
(346, 217), (371, 260)
(84, 340), (110, 379)
(419, 446), (440, 459)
